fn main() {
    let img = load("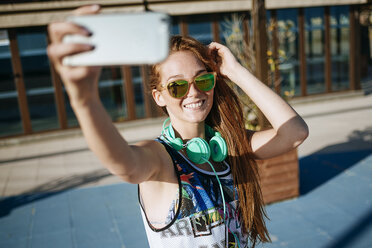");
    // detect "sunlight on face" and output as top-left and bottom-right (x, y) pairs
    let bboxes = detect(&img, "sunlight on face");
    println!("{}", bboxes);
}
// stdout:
(156, 51), (214, 126)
